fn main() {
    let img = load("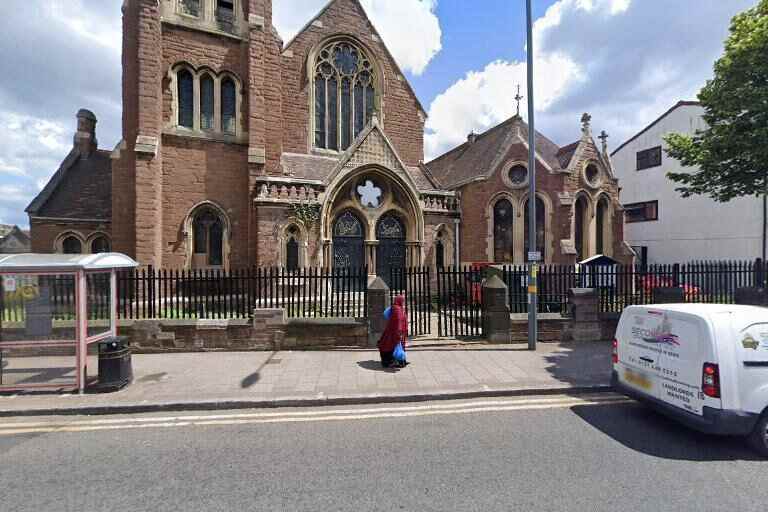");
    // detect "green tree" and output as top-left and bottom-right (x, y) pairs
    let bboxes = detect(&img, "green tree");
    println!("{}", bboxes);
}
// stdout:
(664, 0), (768, 202)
